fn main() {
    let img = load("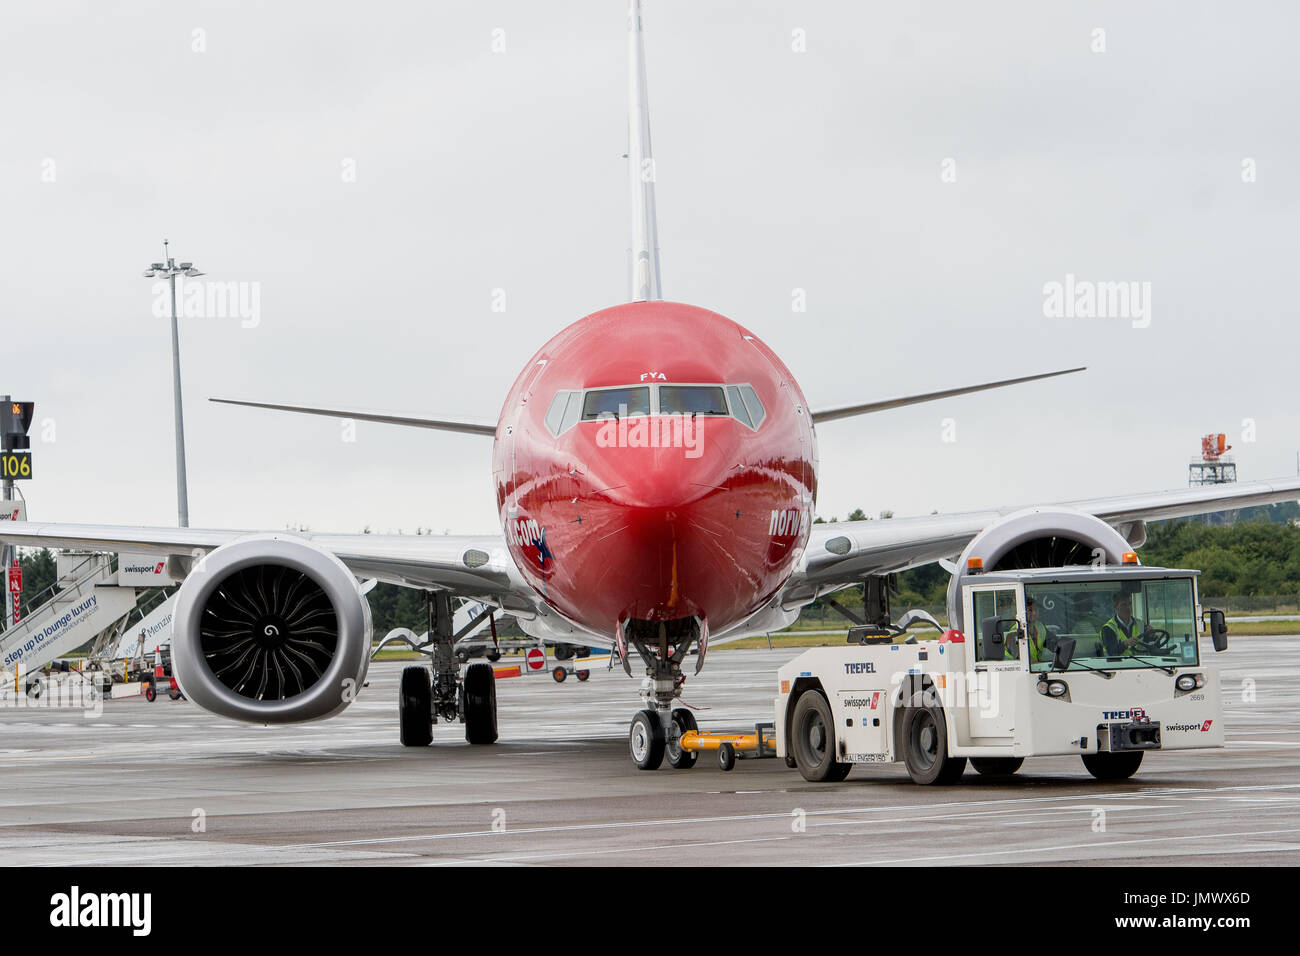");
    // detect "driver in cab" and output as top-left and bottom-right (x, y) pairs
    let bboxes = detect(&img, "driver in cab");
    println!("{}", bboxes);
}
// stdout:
(1100, 592), (1145, 656)
(1004, 597), (1047, 664)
